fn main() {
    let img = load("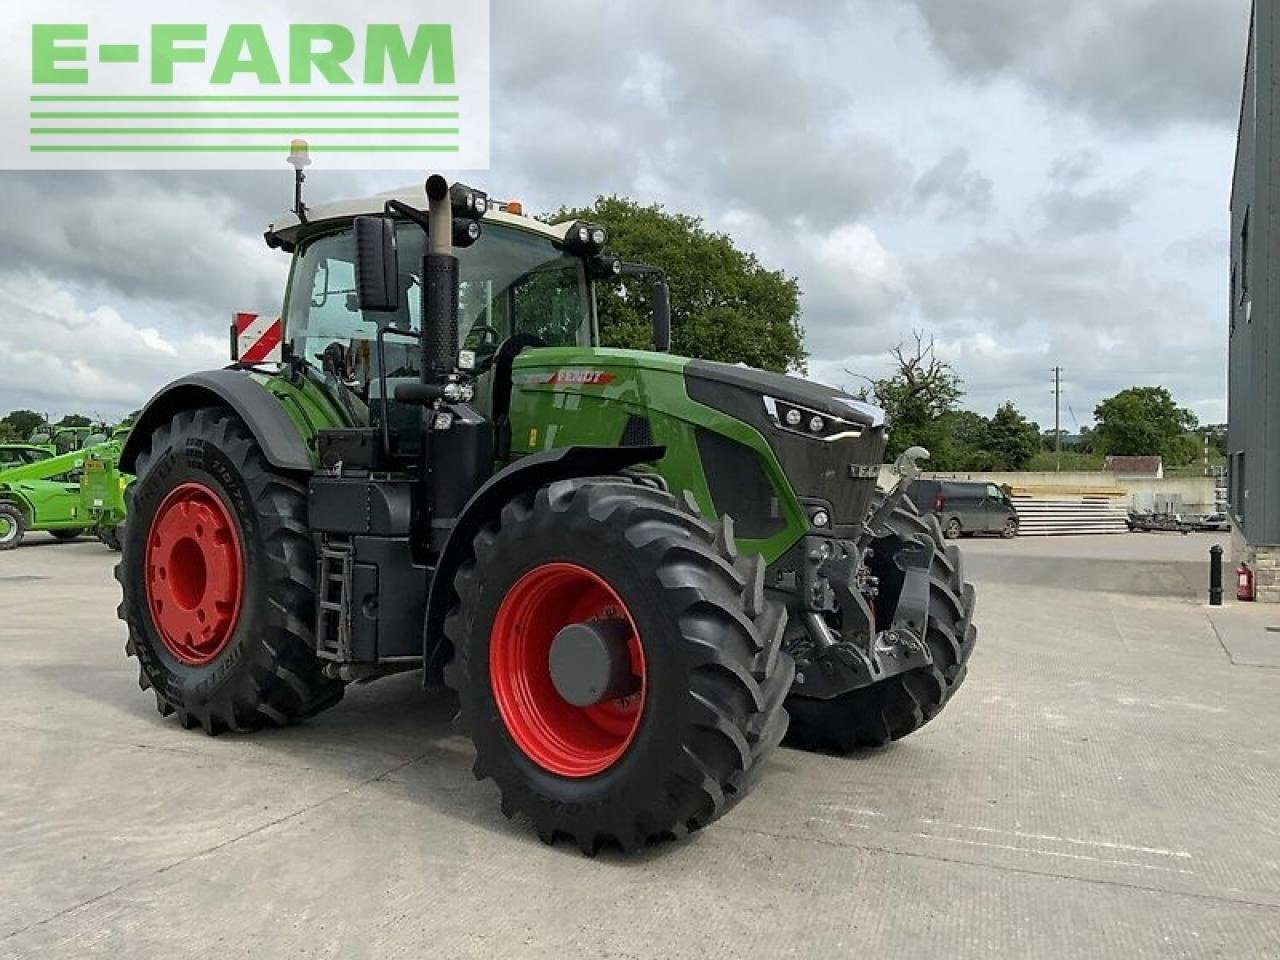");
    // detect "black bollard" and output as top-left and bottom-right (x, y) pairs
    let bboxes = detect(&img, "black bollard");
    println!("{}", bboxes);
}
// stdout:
(1209, 544), (1224, 606)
